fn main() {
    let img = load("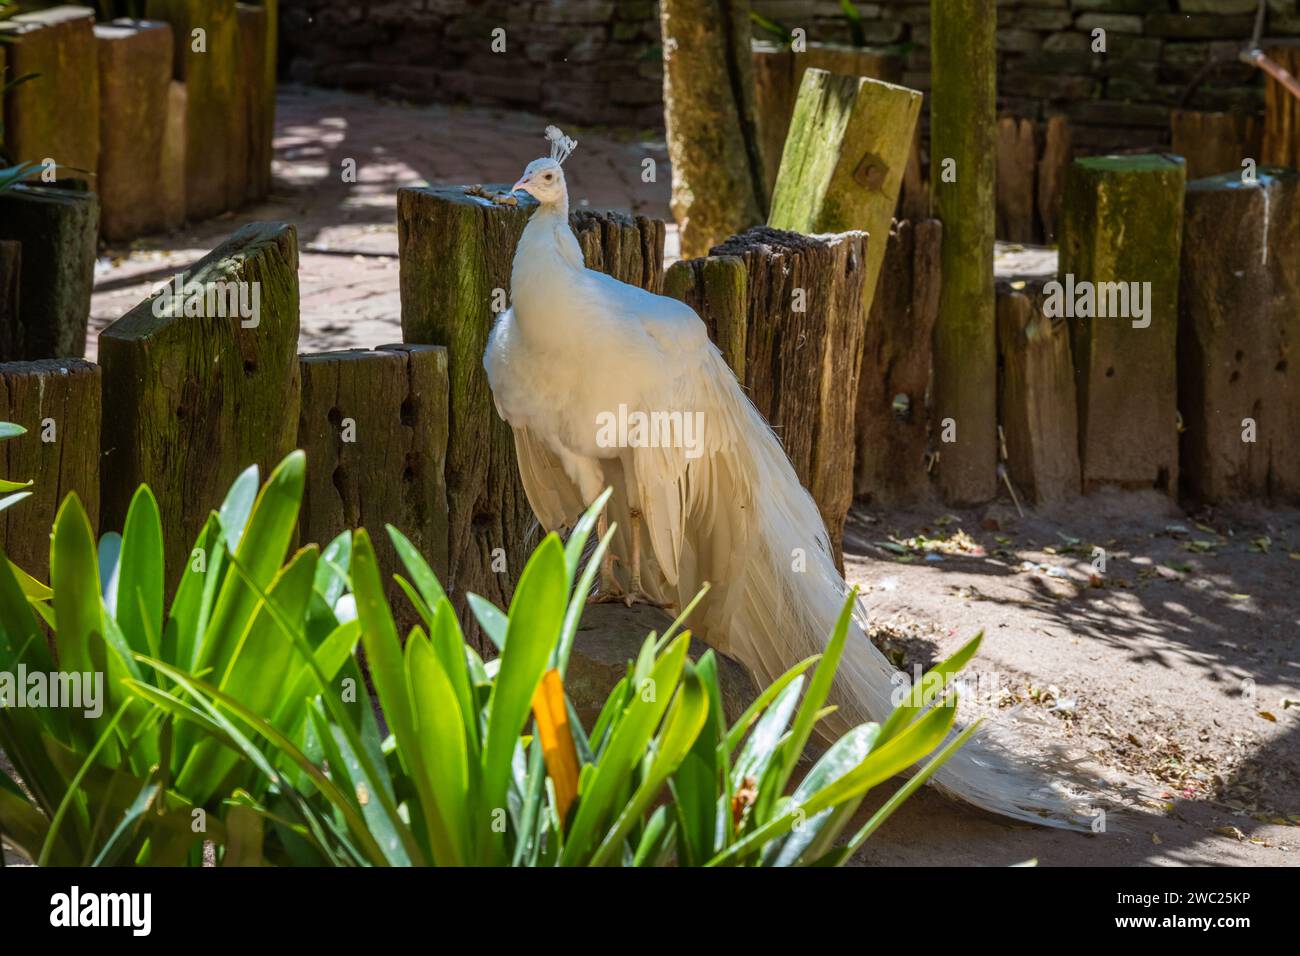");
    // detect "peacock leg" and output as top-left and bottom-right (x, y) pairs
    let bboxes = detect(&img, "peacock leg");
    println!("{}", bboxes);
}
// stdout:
(587, 507), (626, 604)
(622, 508), (670, 609)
